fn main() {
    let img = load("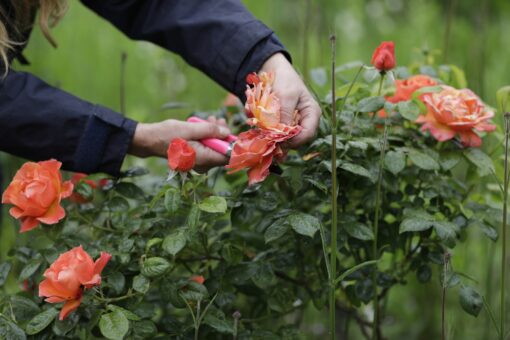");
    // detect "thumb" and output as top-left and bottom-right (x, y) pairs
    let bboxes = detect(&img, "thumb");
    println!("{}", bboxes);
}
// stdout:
(279, 93), (299, 125)
(180, 121), (231, 140)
